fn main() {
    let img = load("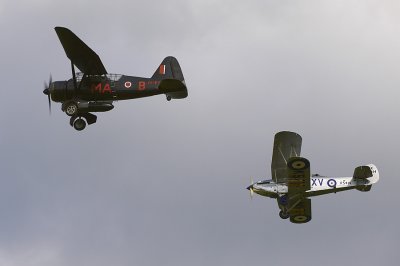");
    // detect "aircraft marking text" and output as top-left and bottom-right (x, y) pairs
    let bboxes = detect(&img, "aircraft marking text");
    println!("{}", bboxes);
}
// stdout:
(91, 83), (112, 94)
(311, 178), (324, 186)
